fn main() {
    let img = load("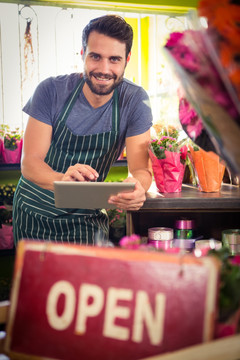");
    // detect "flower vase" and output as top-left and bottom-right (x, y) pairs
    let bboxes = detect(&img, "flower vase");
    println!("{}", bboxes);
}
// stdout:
(0, 224), (14, 250)
(0, 138), (3, 163)
(189, 146), (225, 192)
(149, 149), (185, 193)
(3, 138), (23, 164)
